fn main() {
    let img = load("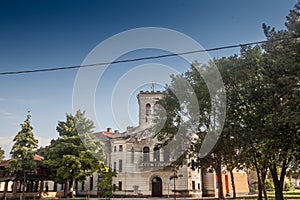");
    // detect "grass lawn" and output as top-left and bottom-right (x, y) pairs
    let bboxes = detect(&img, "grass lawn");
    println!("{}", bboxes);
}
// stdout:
(41, 191), (300, 199)
(230, 191), (300, 199)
